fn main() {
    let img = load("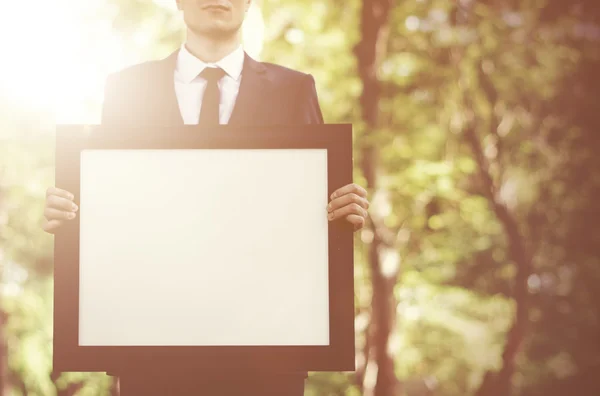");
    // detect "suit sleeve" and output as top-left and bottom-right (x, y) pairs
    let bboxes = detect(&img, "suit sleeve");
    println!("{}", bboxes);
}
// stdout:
(298, 74), (325, 124)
